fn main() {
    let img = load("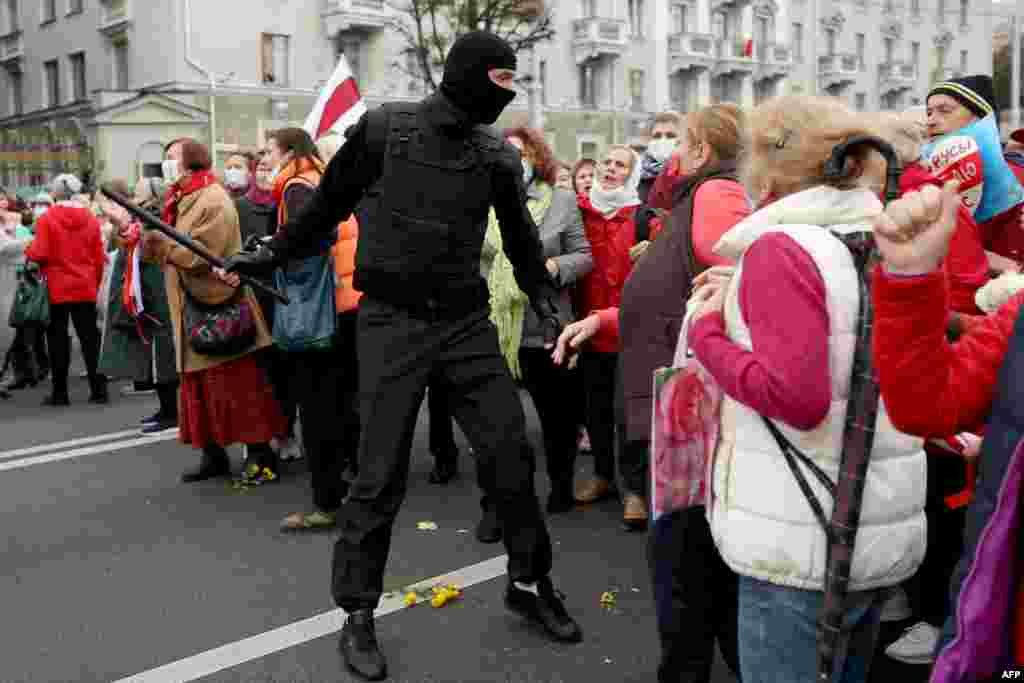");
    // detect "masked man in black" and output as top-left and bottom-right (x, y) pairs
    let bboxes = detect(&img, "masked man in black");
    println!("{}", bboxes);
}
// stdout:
(225, 31), (582, 681)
